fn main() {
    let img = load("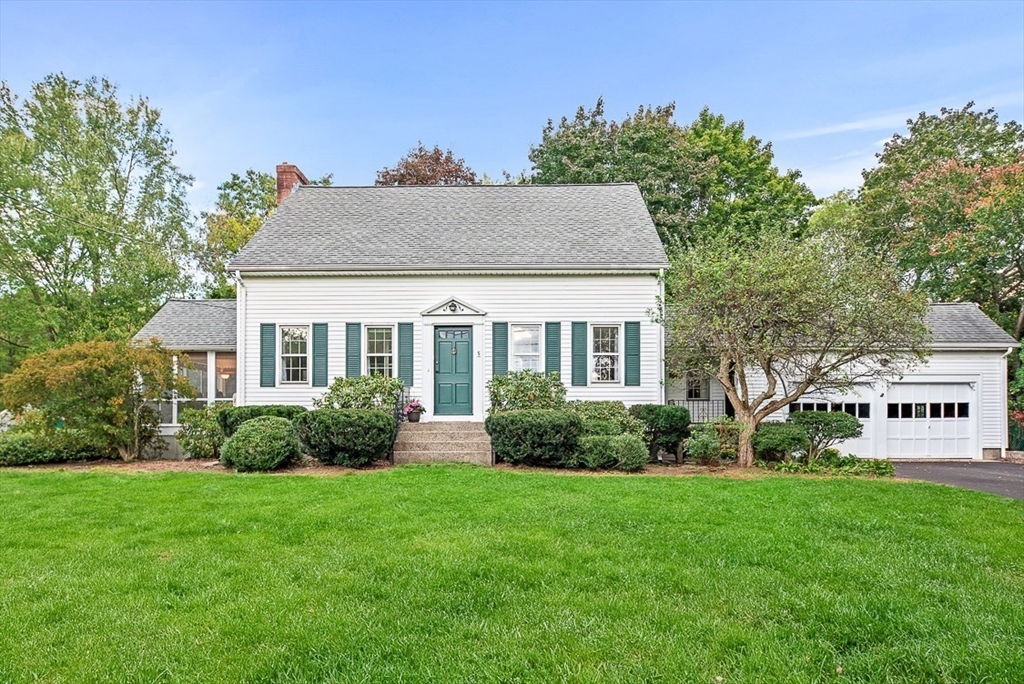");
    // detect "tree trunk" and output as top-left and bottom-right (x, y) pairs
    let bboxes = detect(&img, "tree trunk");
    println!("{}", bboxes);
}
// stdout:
(736, 413), (757, 468)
